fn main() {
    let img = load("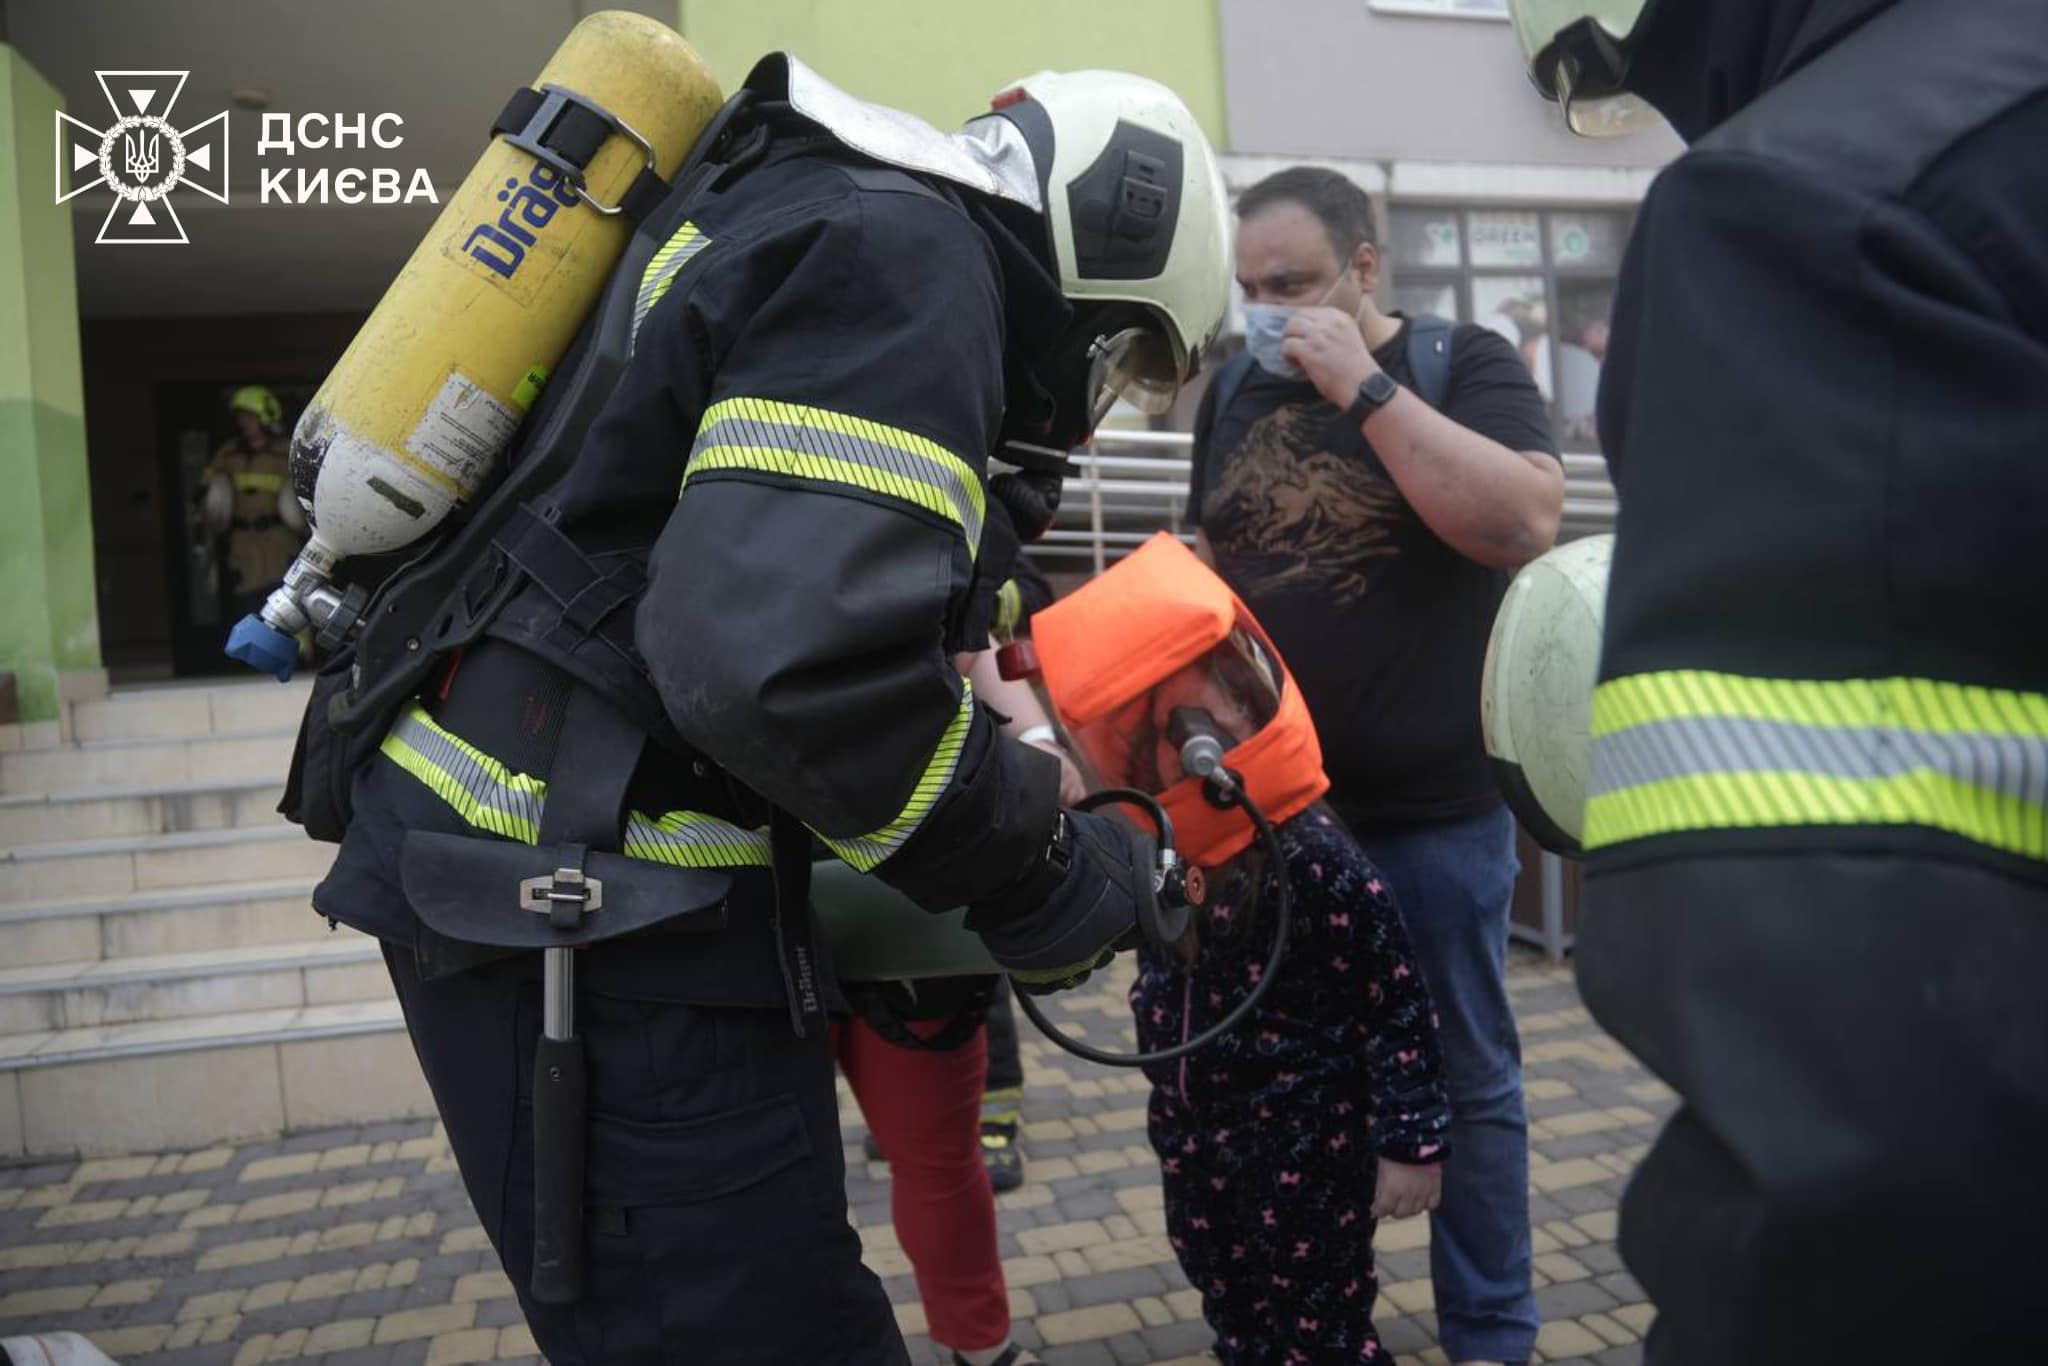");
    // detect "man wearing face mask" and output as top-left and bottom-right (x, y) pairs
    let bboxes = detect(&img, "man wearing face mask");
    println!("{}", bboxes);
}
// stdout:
(1186, 166), (1562, 1366)
(1507, 1), (2048, 1362)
